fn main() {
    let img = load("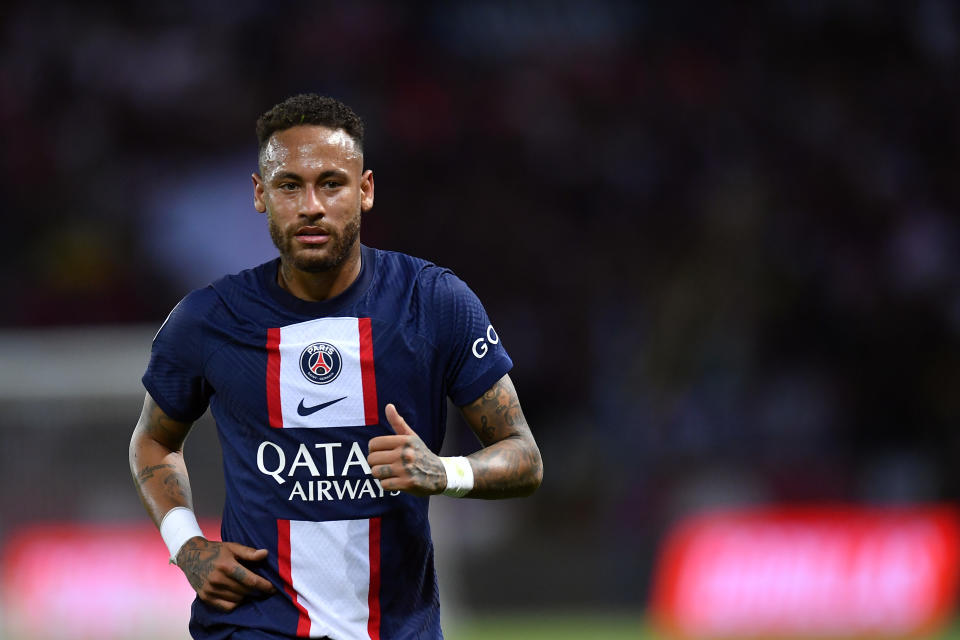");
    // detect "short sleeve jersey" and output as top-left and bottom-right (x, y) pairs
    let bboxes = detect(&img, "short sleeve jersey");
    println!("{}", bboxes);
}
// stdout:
(143, 245), (512, 640)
